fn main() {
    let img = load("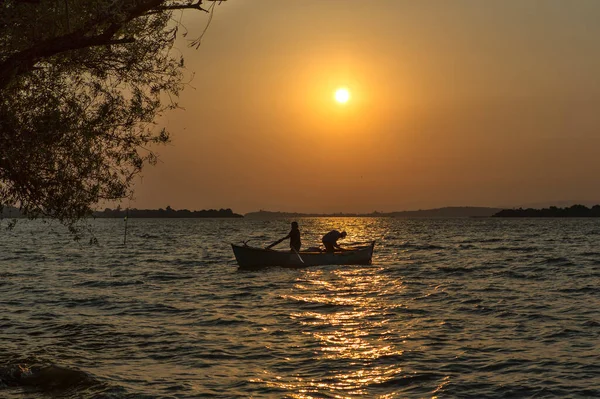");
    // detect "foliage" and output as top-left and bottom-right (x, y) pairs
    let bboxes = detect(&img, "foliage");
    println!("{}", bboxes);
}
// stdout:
(95, 207), (243, 218)
(493, 205), (600, 217)
(0, 0), (220, 230)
